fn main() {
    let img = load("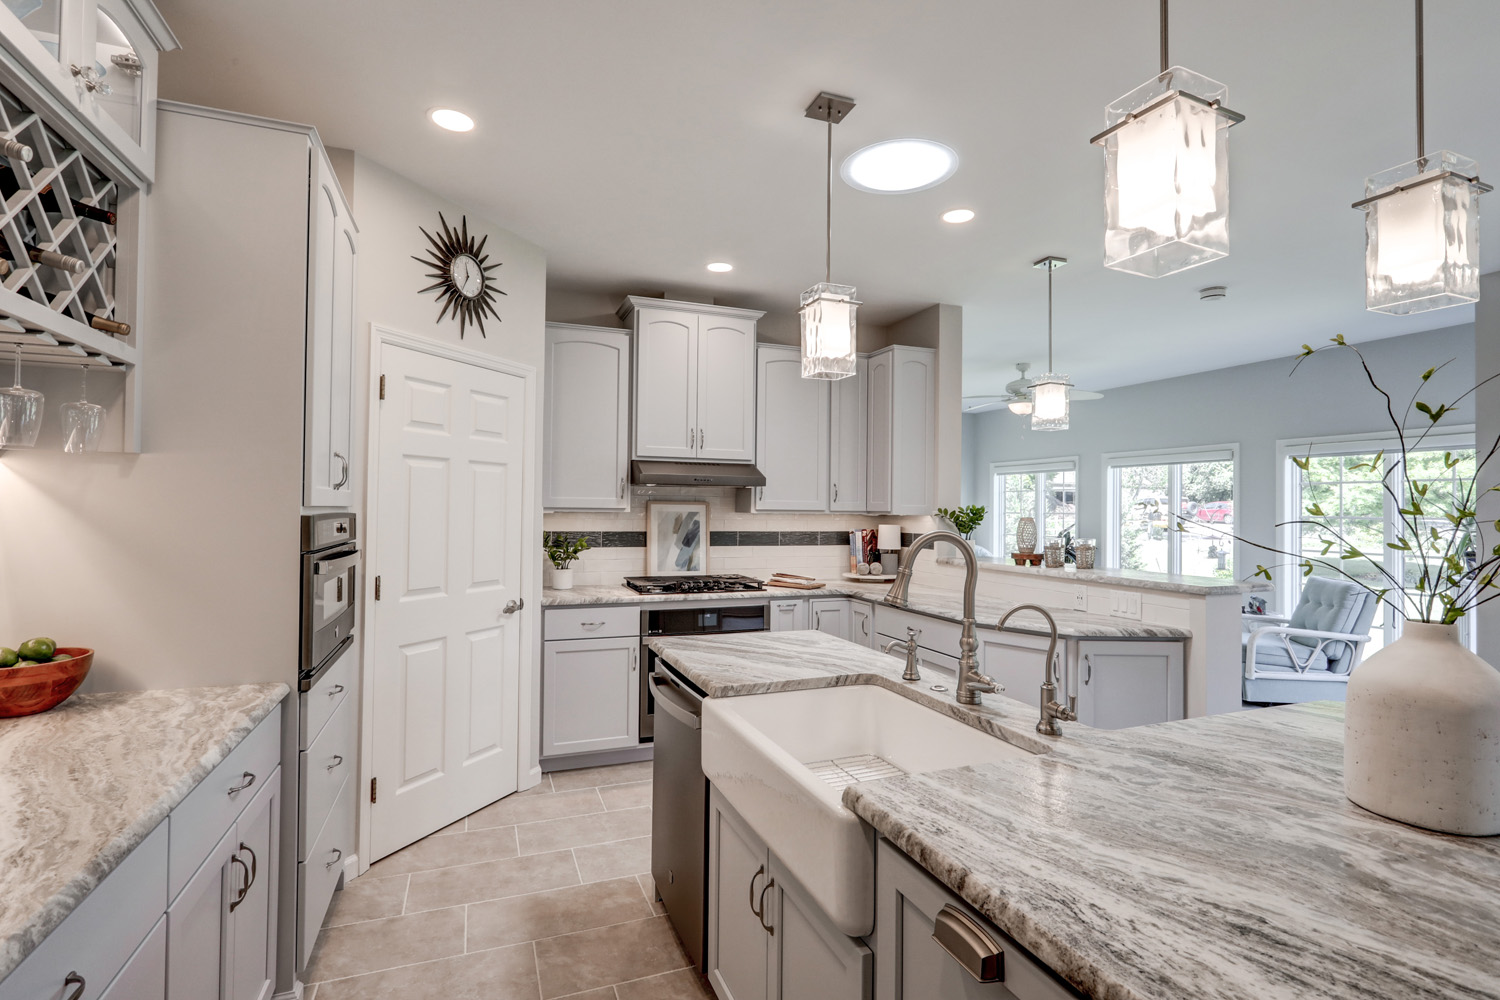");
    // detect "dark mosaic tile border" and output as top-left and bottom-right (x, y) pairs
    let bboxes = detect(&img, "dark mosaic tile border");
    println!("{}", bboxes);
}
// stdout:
(543, 529), (890, 548)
